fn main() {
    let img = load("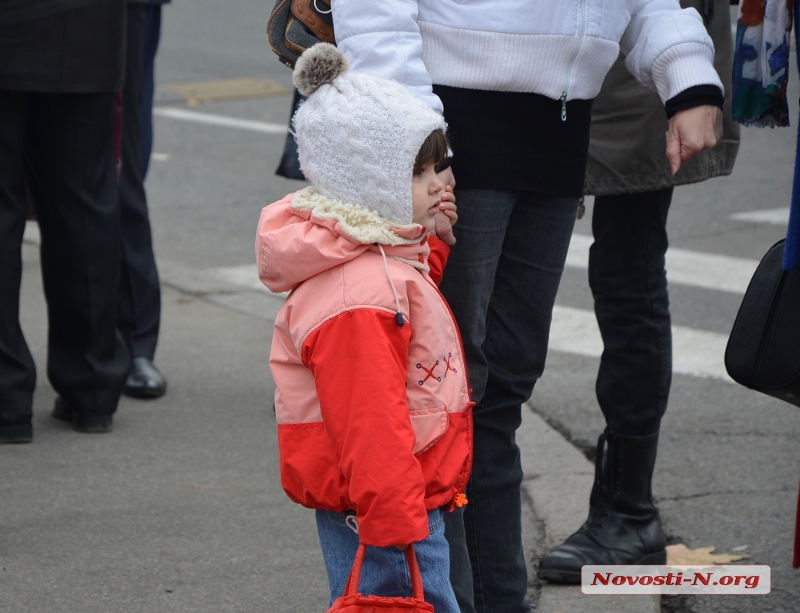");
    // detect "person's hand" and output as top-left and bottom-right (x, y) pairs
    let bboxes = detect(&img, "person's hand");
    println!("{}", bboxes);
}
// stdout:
(434, 185), (457, 246)
(395, 544), (408, 551)
(665, 104), (723, 175)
